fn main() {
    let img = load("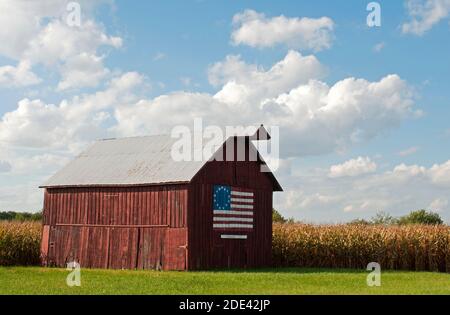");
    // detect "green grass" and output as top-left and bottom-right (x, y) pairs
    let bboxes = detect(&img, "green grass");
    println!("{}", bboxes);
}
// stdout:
(0, 267), (449, 295)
